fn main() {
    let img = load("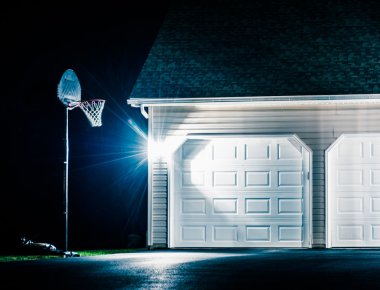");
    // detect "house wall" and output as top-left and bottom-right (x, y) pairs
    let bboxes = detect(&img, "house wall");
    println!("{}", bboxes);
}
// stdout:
(149, 103), (380, 247)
